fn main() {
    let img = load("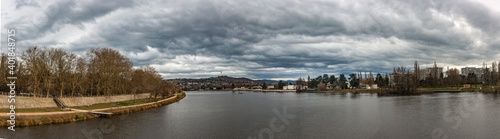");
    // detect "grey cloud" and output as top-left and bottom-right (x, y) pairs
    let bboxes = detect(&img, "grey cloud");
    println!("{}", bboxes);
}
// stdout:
(5, 0), (135, 42)
(4, 0), (500, 79)
(15, 0), (40, 8)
